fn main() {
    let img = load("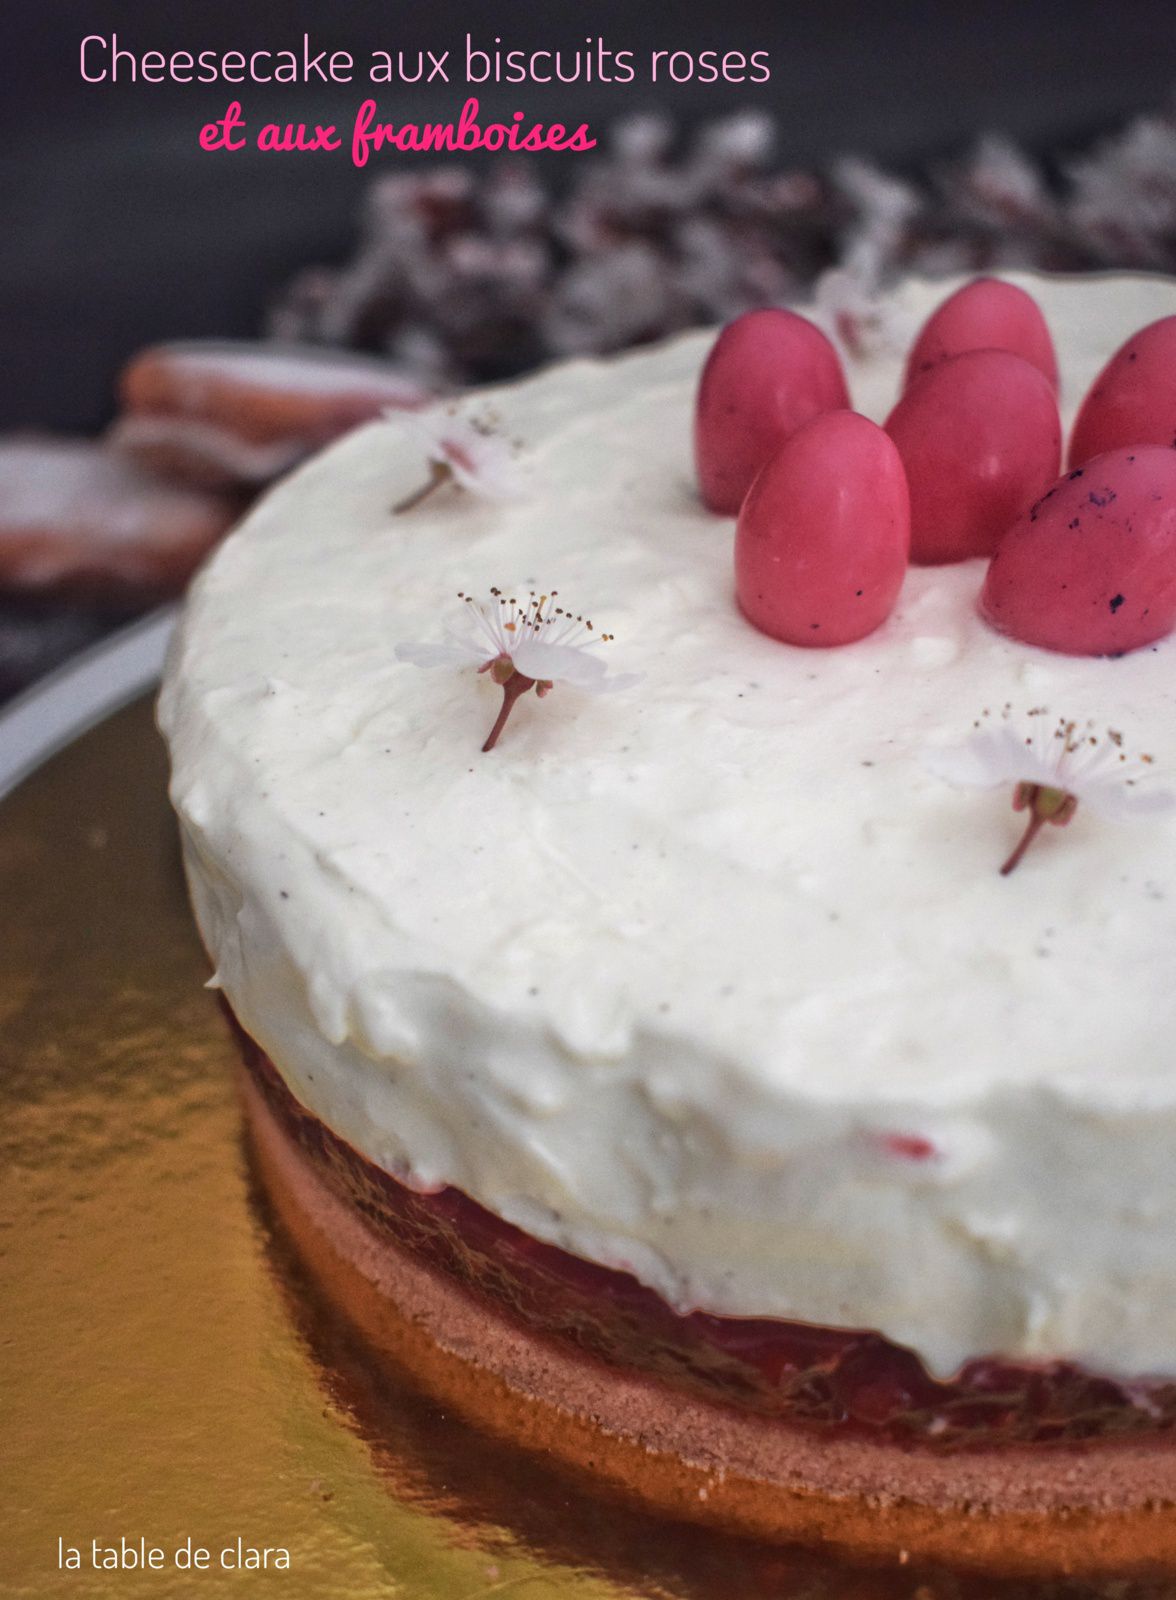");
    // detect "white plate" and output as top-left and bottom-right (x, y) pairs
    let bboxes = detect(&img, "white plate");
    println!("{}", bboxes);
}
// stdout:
(0, 607), (175, 802)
